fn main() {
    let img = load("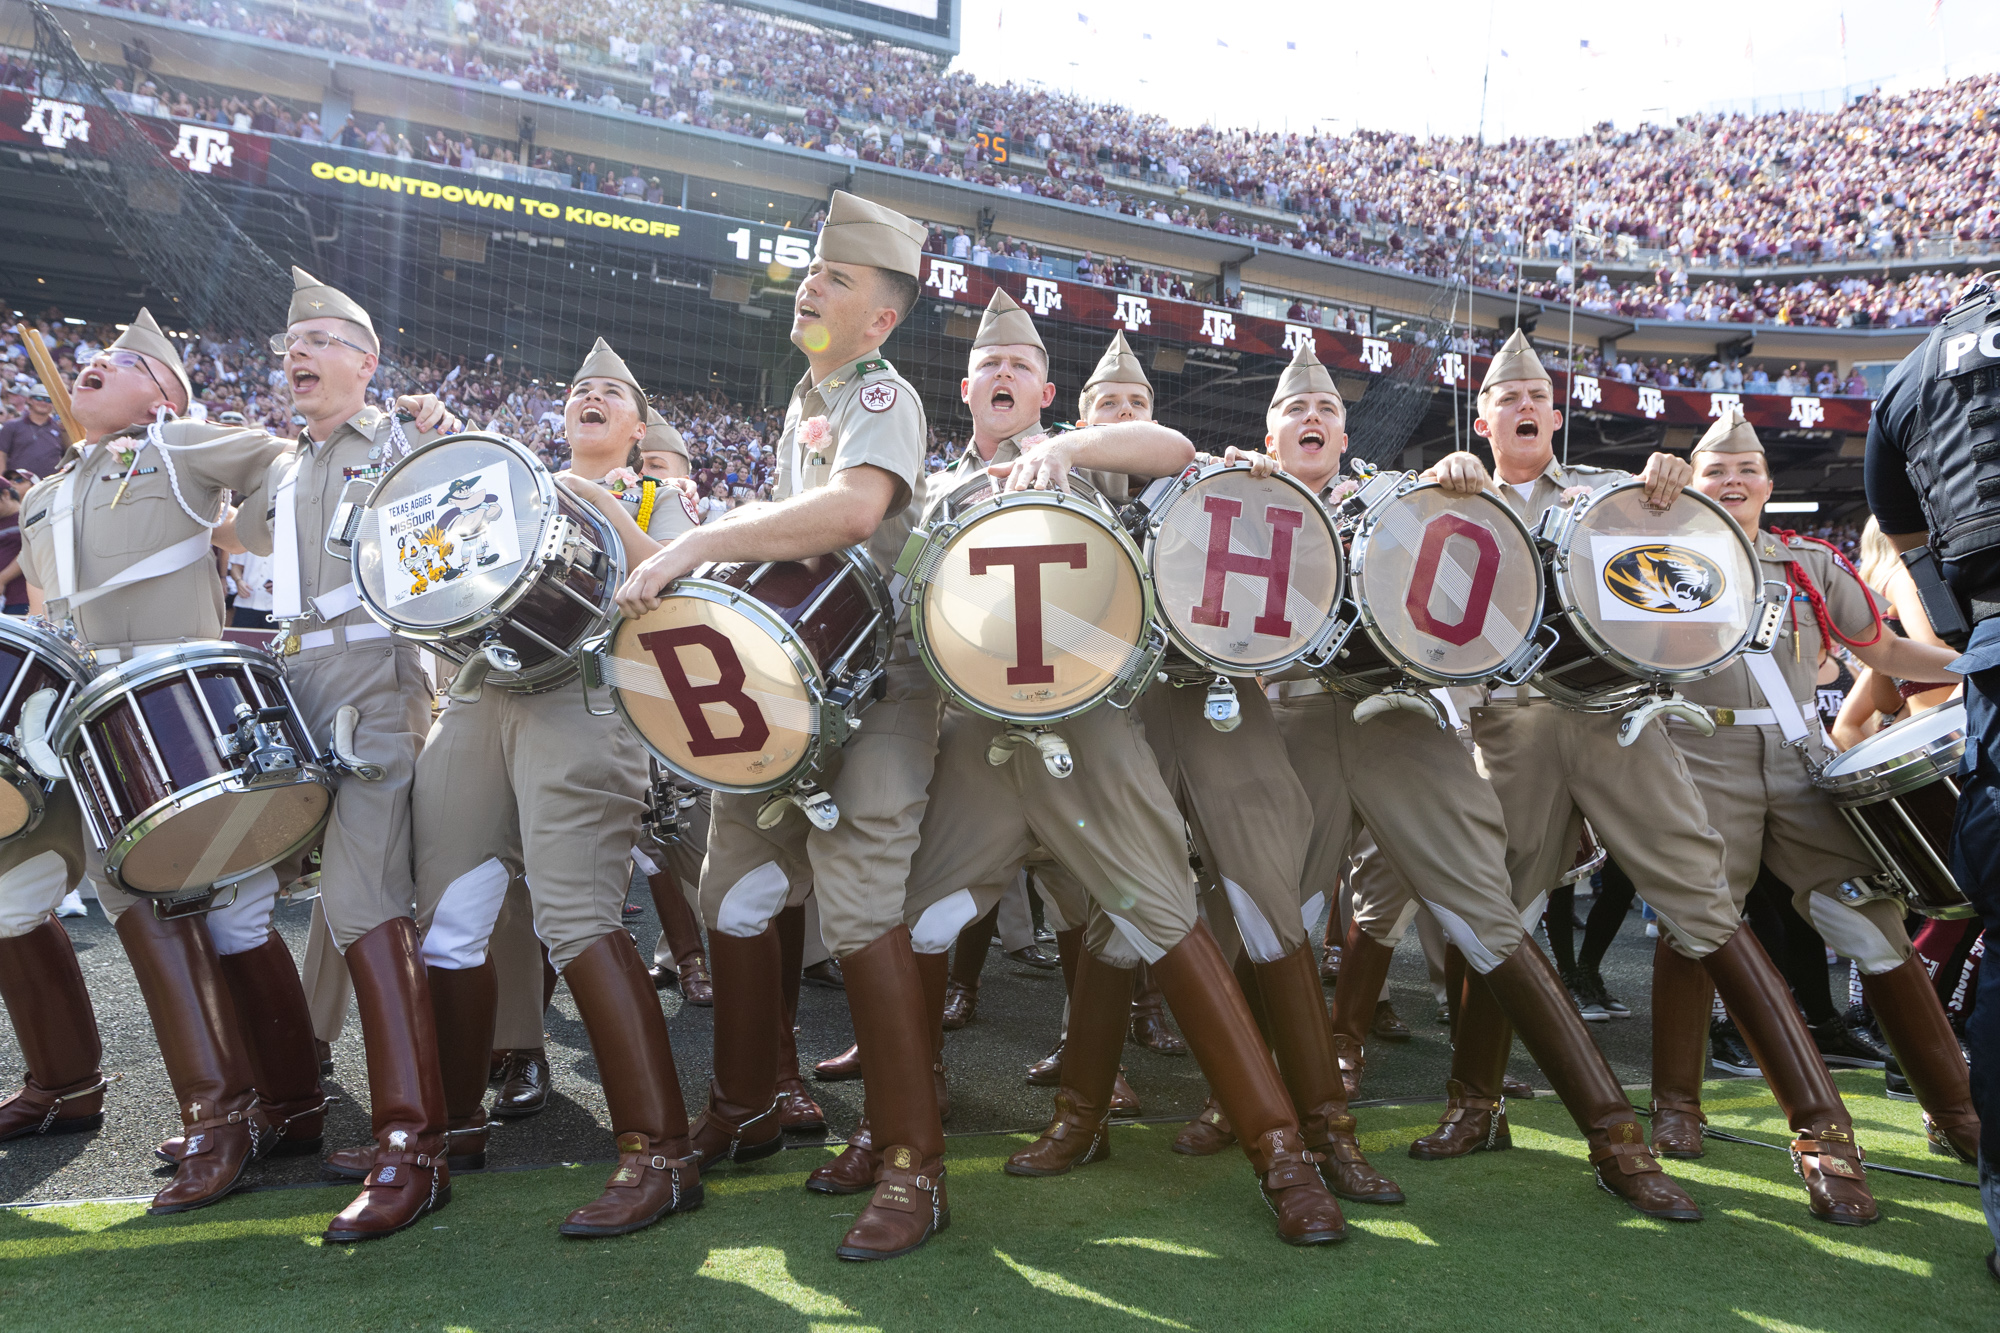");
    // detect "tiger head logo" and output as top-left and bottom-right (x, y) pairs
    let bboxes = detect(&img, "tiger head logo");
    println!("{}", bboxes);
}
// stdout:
(1602, 545), (1725, 614)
